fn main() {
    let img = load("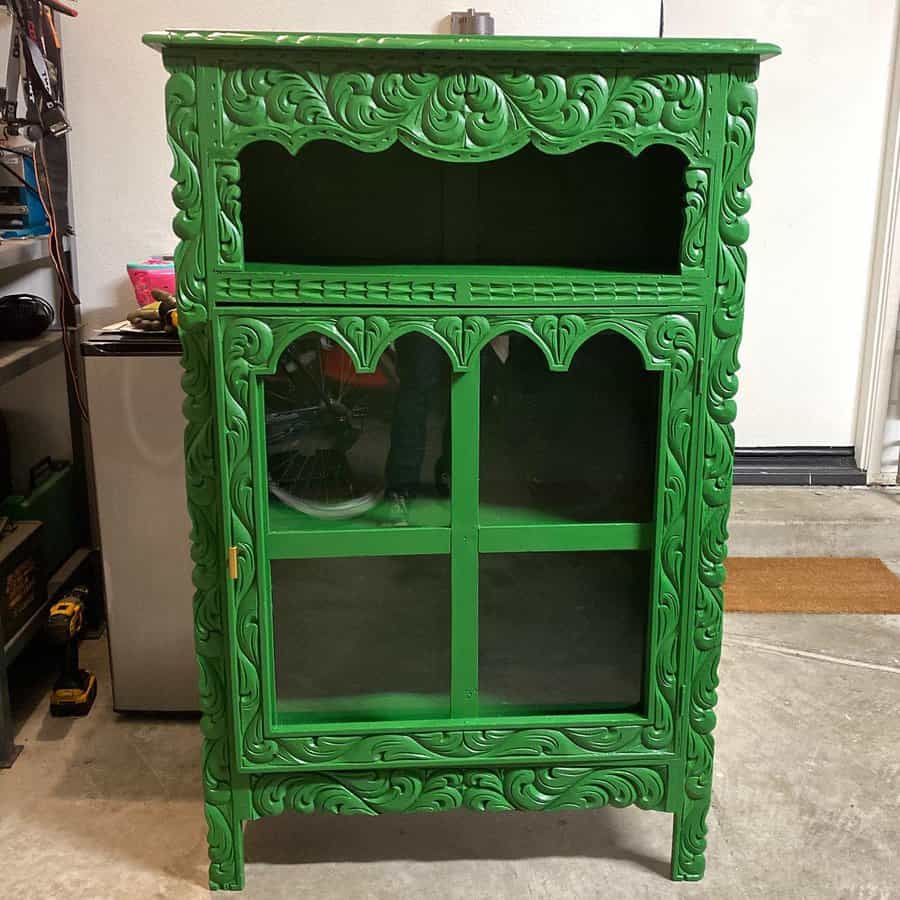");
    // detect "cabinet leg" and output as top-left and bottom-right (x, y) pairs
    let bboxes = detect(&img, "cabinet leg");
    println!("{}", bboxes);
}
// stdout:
(670, 793), (710, 881)
(203, 741), (246, 891)
(207, 809), (244, 892)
